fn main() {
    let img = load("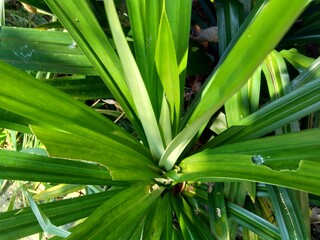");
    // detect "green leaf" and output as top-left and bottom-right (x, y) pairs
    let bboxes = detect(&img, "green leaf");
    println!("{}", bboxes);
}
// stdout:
(0, 149), (118, 185)
(171, 193), (212, 239)
(143, 193), (170, 239)
(0, 190), (121, 239)
(0, 26), (95, 74)
(126, 0), (163, 118)
(227, 202), (280, 239)
(67, 183), (164, 239)
(45, 75), (113, 100)
(185, 0), (309, 126)
(0, 60), (140, 144)
(33, 184), (86, 201)
(155, 5), (180, 134)
(280, 48), (315, 73)
(0, 60), (155, 179)
(21, 185), (71, 238)
(165, 0), (192, 70)
(203, 128), (320, 169)
(45, 0), (146, 143)
(160, 0), (311, 170)
(31, 126), (161, 182)
(168, 129), (320, 195)
(165, 0), (192, 100)
(247, 67), (262, 113)
(208, 183), (229, 239)
(0, 108), (35, 133)
(104, 0), (164, 160)
(267, 186), (309, 240)
(262, 50), (292, 101)
(205, 78), (320, 147)
(291, 56), (320, 90)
